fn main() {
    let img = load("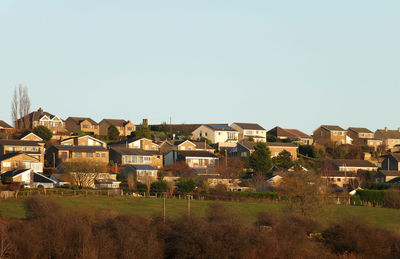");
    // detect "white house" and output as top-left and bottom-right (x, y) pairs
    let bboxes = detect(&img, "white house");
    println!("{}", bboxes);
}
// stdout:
(230, 123), (267, 142)
(191, 125), (238, 148)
